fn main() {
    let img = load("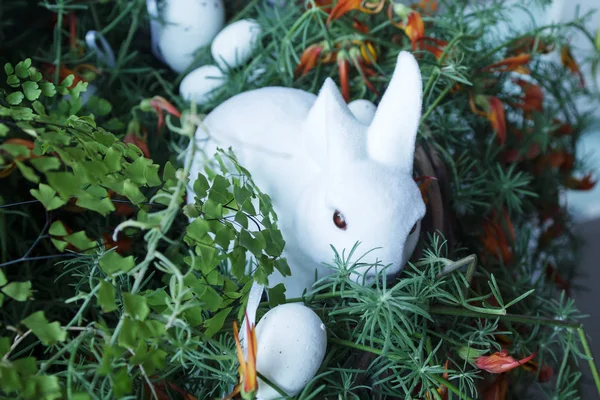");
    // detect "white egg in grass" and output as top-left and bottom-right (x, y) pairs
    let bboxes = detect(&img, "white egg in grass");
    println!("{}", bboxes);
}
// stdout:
(179, 65), (226, 105)
(158, 0), (225, 73)
(348, 99), (377, 125)
(254, 303), (327, 400)
(211, 19), (262, 70)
